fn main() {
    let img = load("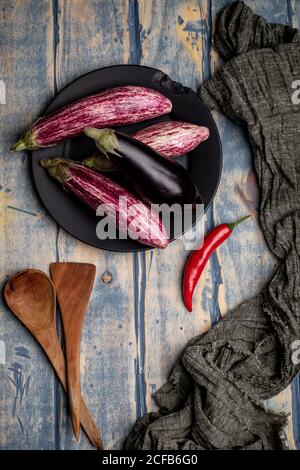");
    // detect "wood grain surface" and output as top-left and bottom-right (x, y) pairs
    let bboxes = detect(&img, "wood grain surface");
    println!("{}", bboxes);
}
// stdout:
(0, 0), (299, 450)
